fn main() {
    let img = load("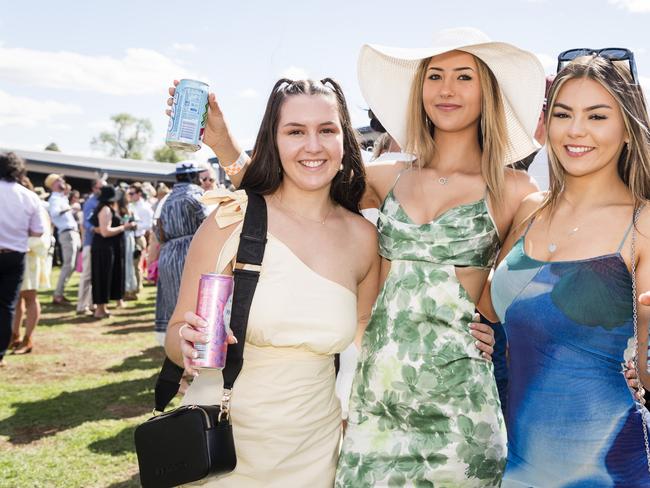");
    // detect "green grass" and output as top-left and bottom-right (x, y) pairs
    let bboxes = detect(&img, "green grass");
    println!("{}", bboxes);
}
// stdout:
(0, 270), (177, 487)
